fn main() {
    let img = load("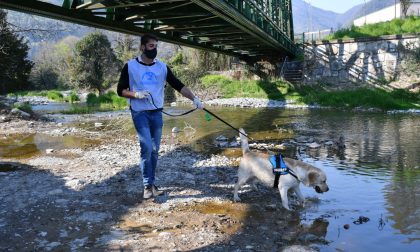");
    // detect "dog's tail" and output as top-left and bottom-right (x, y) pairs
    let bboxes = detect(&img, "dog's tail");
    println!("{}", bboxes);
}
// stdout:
(239, 128), (250, 155)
